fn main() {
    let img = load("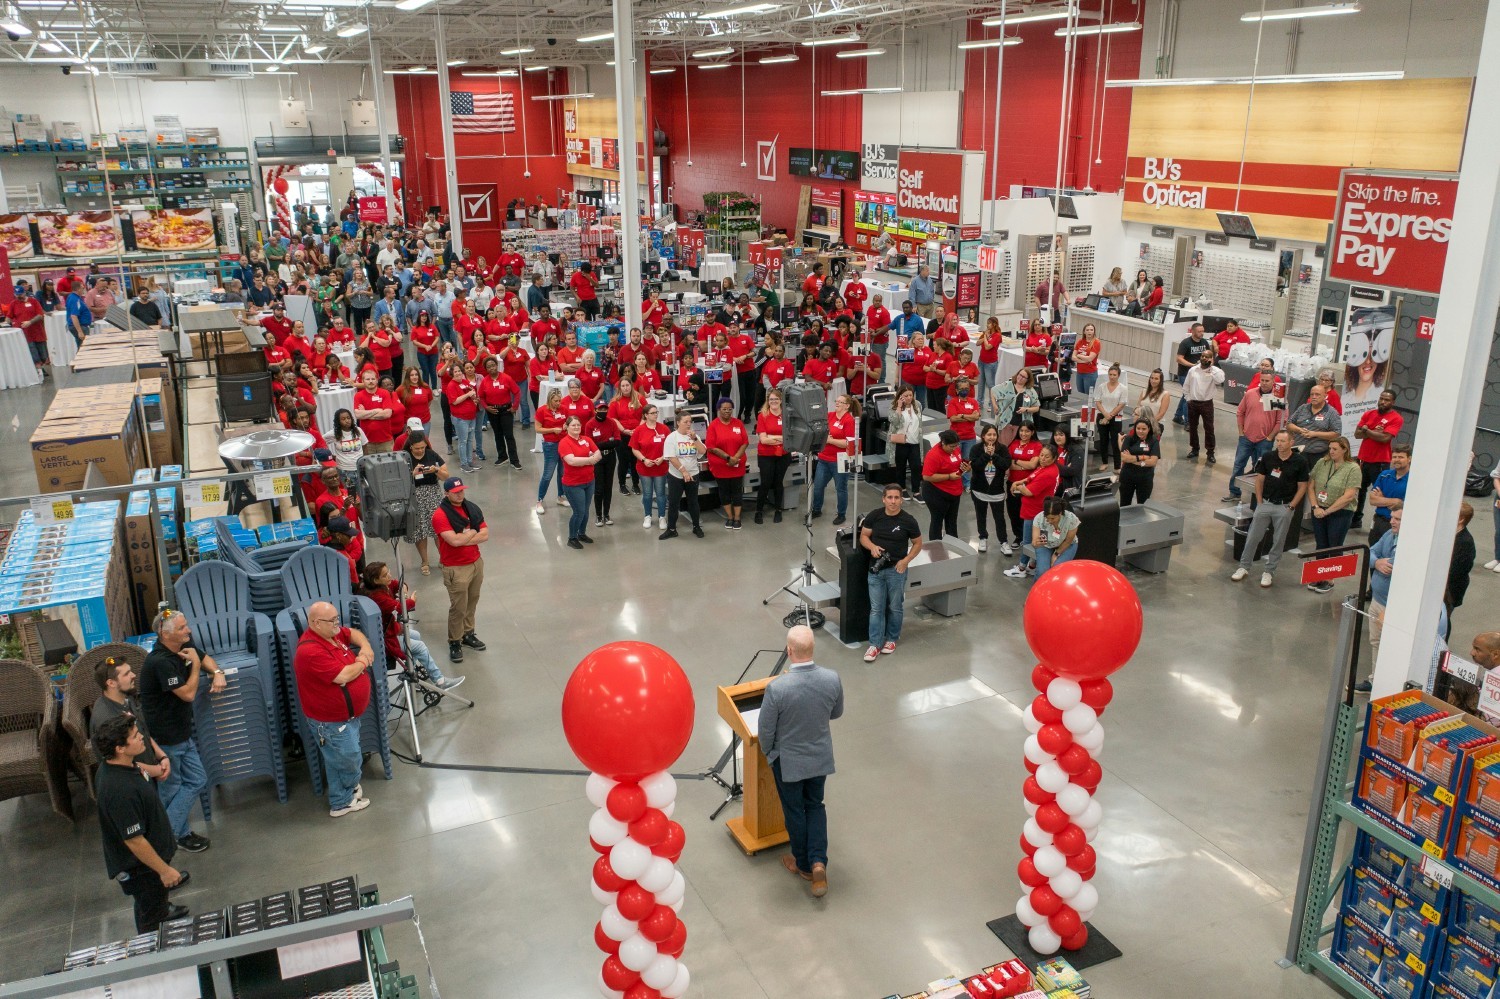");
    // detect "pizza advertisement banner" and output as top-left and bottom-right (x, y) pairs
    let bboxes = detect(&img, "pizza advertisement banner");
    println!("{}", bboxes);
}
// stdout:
(1326, 170), (1458, 295)
(35, 212), (122, 258)
(130, 209), (217, 253)
(0, 214), (35, 259)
